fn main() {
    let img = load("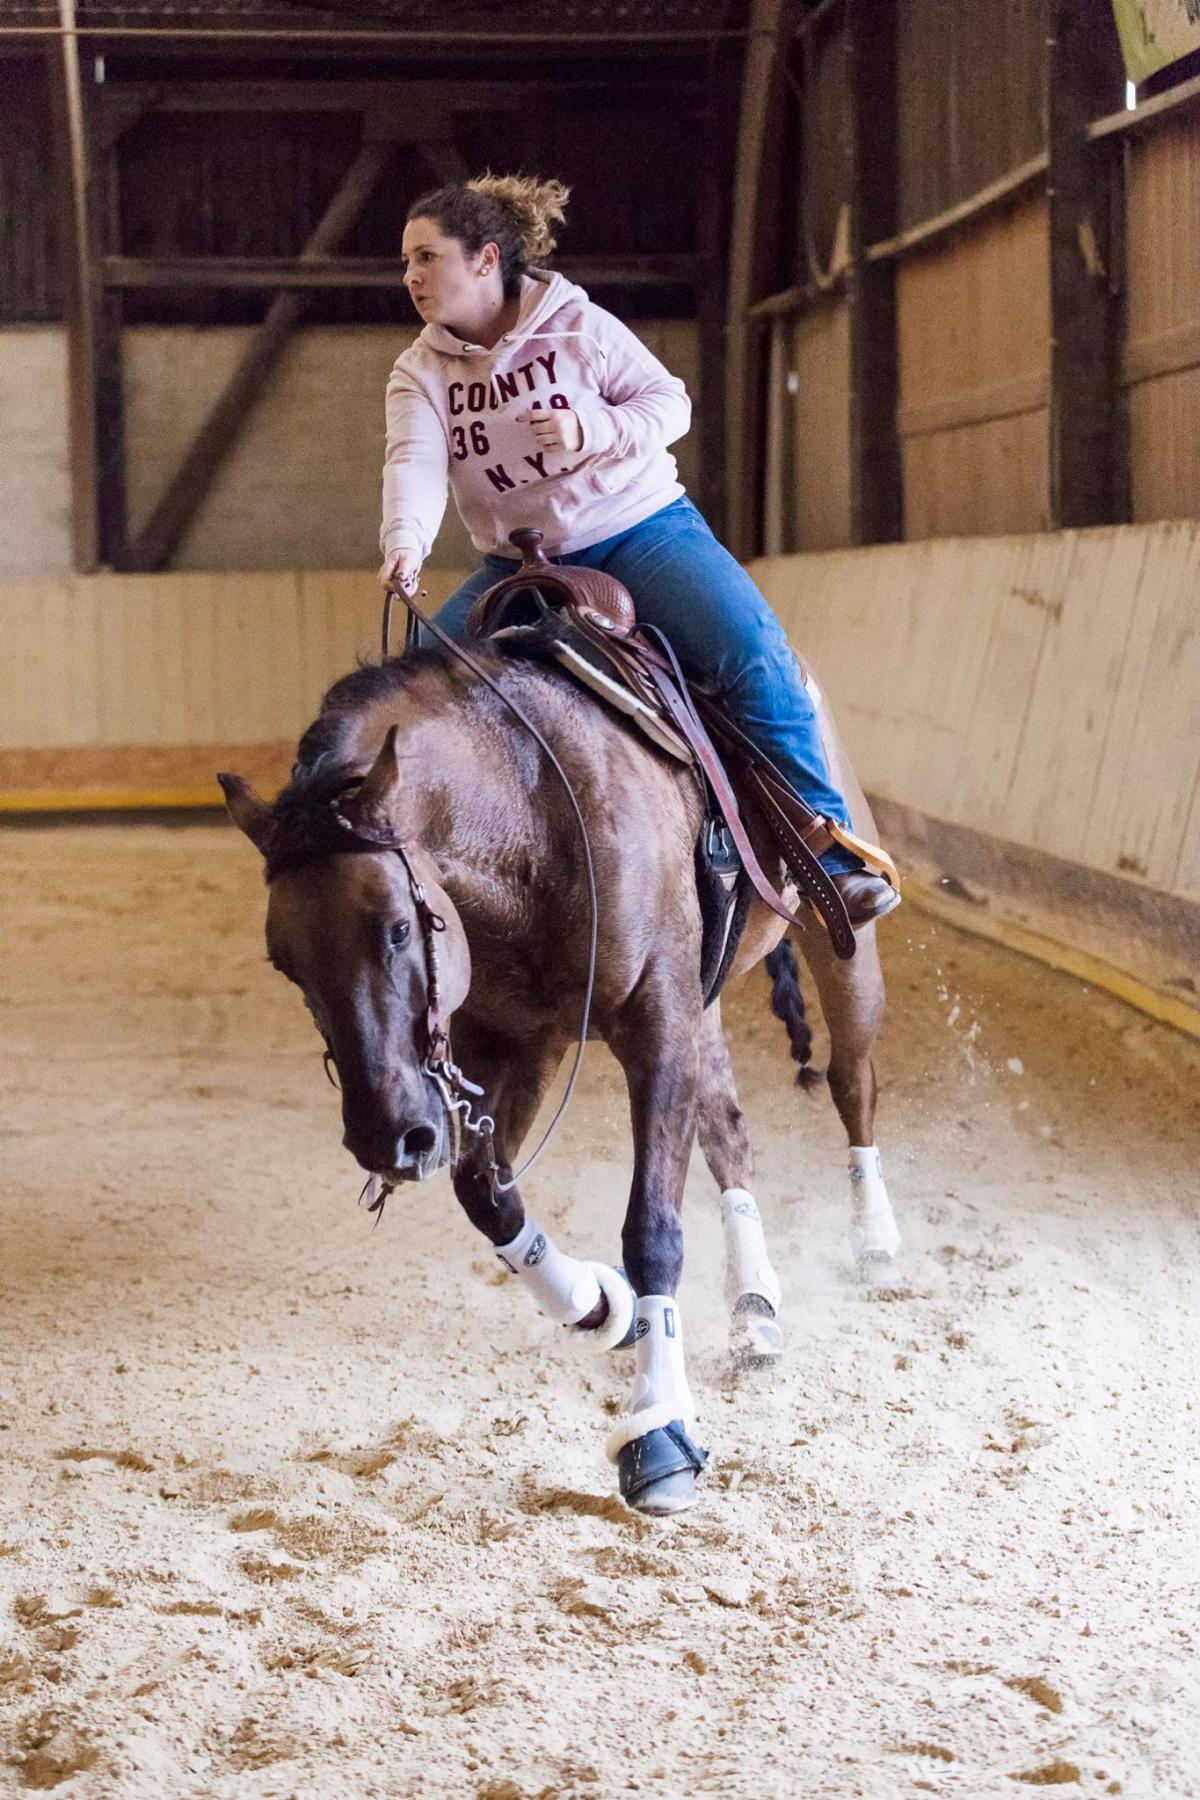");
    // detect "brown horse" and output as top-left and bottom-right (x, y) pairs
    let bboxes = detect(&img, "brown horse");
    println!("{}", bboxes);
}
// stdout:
(220, 643), (900, 1515)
